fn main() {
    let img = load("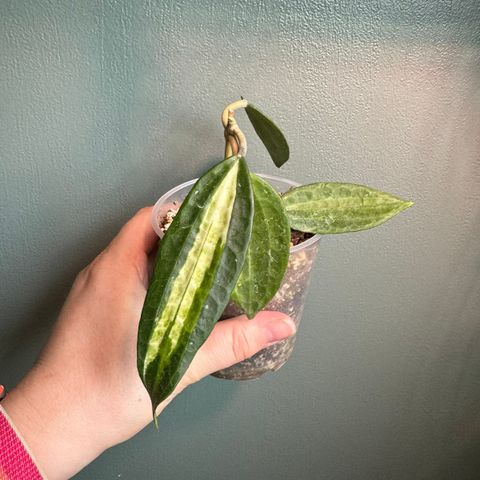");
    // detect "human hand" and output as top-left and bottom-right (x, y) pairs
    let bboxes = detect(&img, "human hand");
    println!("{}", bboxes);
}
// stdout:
(3, 207), (296, 479)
